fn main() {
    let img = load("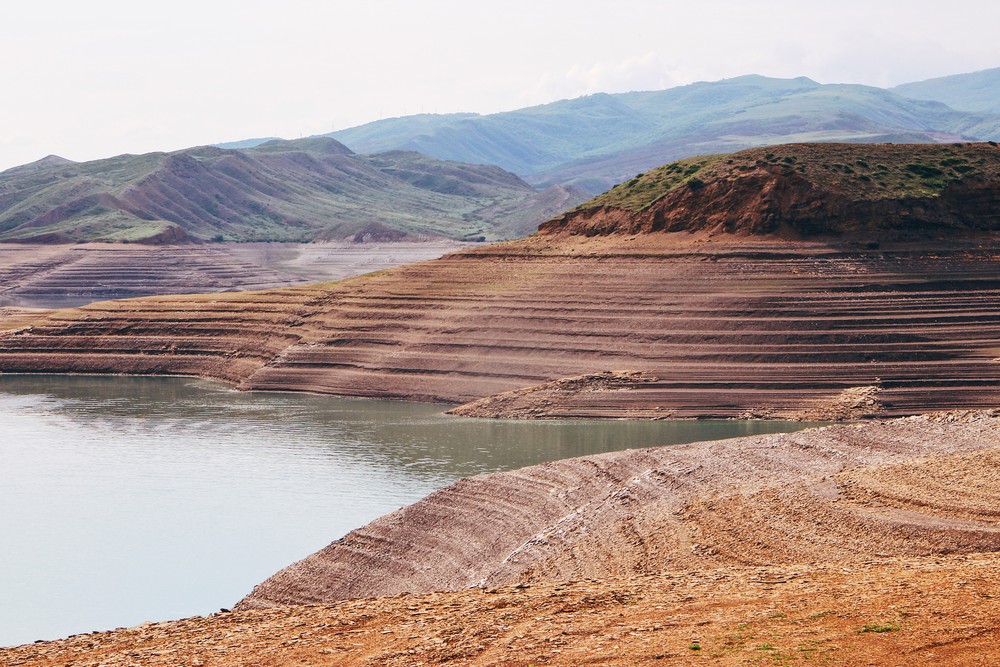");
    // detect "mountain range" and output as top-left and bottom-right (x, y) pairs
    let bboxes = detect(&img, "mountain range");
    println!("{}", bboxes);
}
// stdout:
(3, 68), (999, 244)
(0, 138), (585, 244)
(891, 66), (1000, 113)
(329, 70), (1000, 192)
